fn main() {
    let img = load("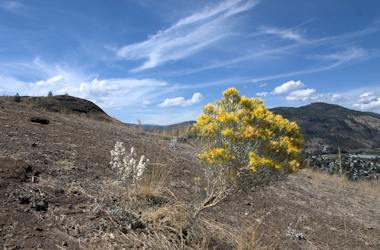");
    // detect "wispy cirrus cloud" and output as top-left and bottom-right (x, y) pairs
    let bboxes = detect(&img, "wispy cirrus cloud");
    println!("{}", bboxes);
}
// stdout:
(250, 47), (376, 84)
(260, 27), (305, 43)
(159, 24), (378, 81)
(115, 0), (258, 71)
(0, 0), (25, 13)
(313, 47), (371, 63)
